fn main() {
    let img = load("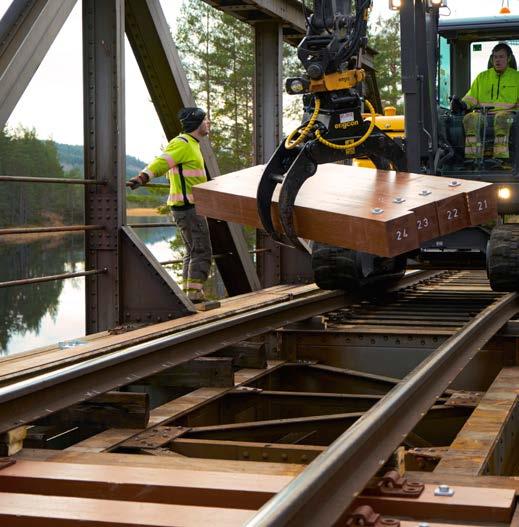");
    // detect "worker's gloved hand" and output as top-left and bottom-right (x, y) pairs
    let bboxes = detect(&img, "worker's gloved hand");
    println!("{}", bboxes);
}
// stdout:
(450, 96), (468, 115)
(127, 172), (150, 190)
